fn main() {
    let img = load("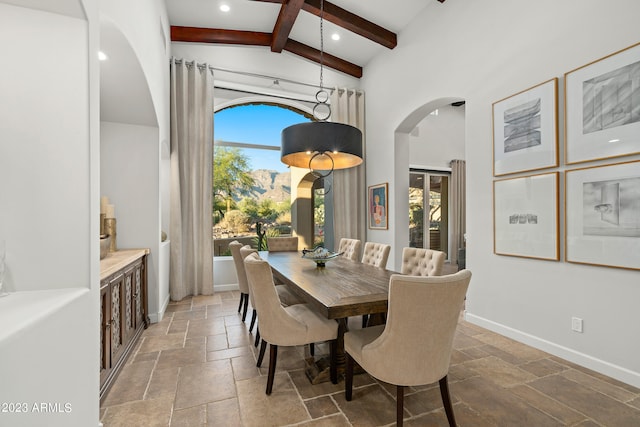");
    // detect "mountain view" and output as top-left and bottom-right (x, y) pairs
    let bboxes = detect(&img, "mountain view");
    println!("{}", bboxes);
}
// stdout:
(243, 169), (291, 203)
